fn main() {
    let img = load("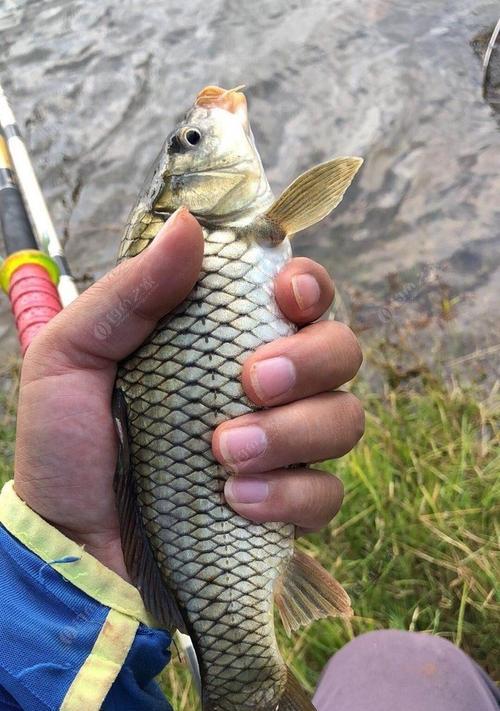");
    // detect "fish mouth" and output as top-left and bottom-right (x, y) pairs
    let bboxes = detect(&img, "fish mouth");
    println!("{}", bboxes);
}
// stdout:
(195, 85), (246, 113)
(195, 85), (249, 129)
